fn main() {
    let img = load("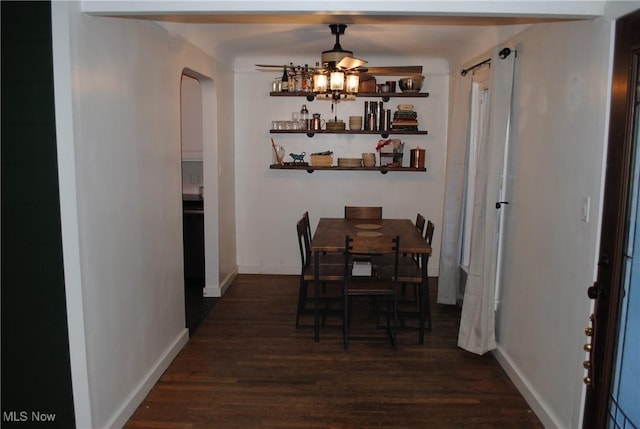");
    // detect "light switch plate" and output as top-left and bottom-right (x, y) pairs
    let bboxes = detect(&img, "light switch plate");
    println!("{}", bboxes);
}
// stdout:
(581, 196), (591, 223)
